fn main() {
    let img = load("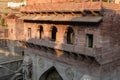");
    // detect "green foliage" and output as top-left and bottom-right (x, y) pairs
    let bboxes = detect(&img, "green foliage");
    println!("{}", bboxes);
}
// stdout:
(1, 18), (7, 26)
(4, 13), (8, 16)
(1, 18), (5, 26)
(102, 0), (108, 2)
(92, 0), (108, 2)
